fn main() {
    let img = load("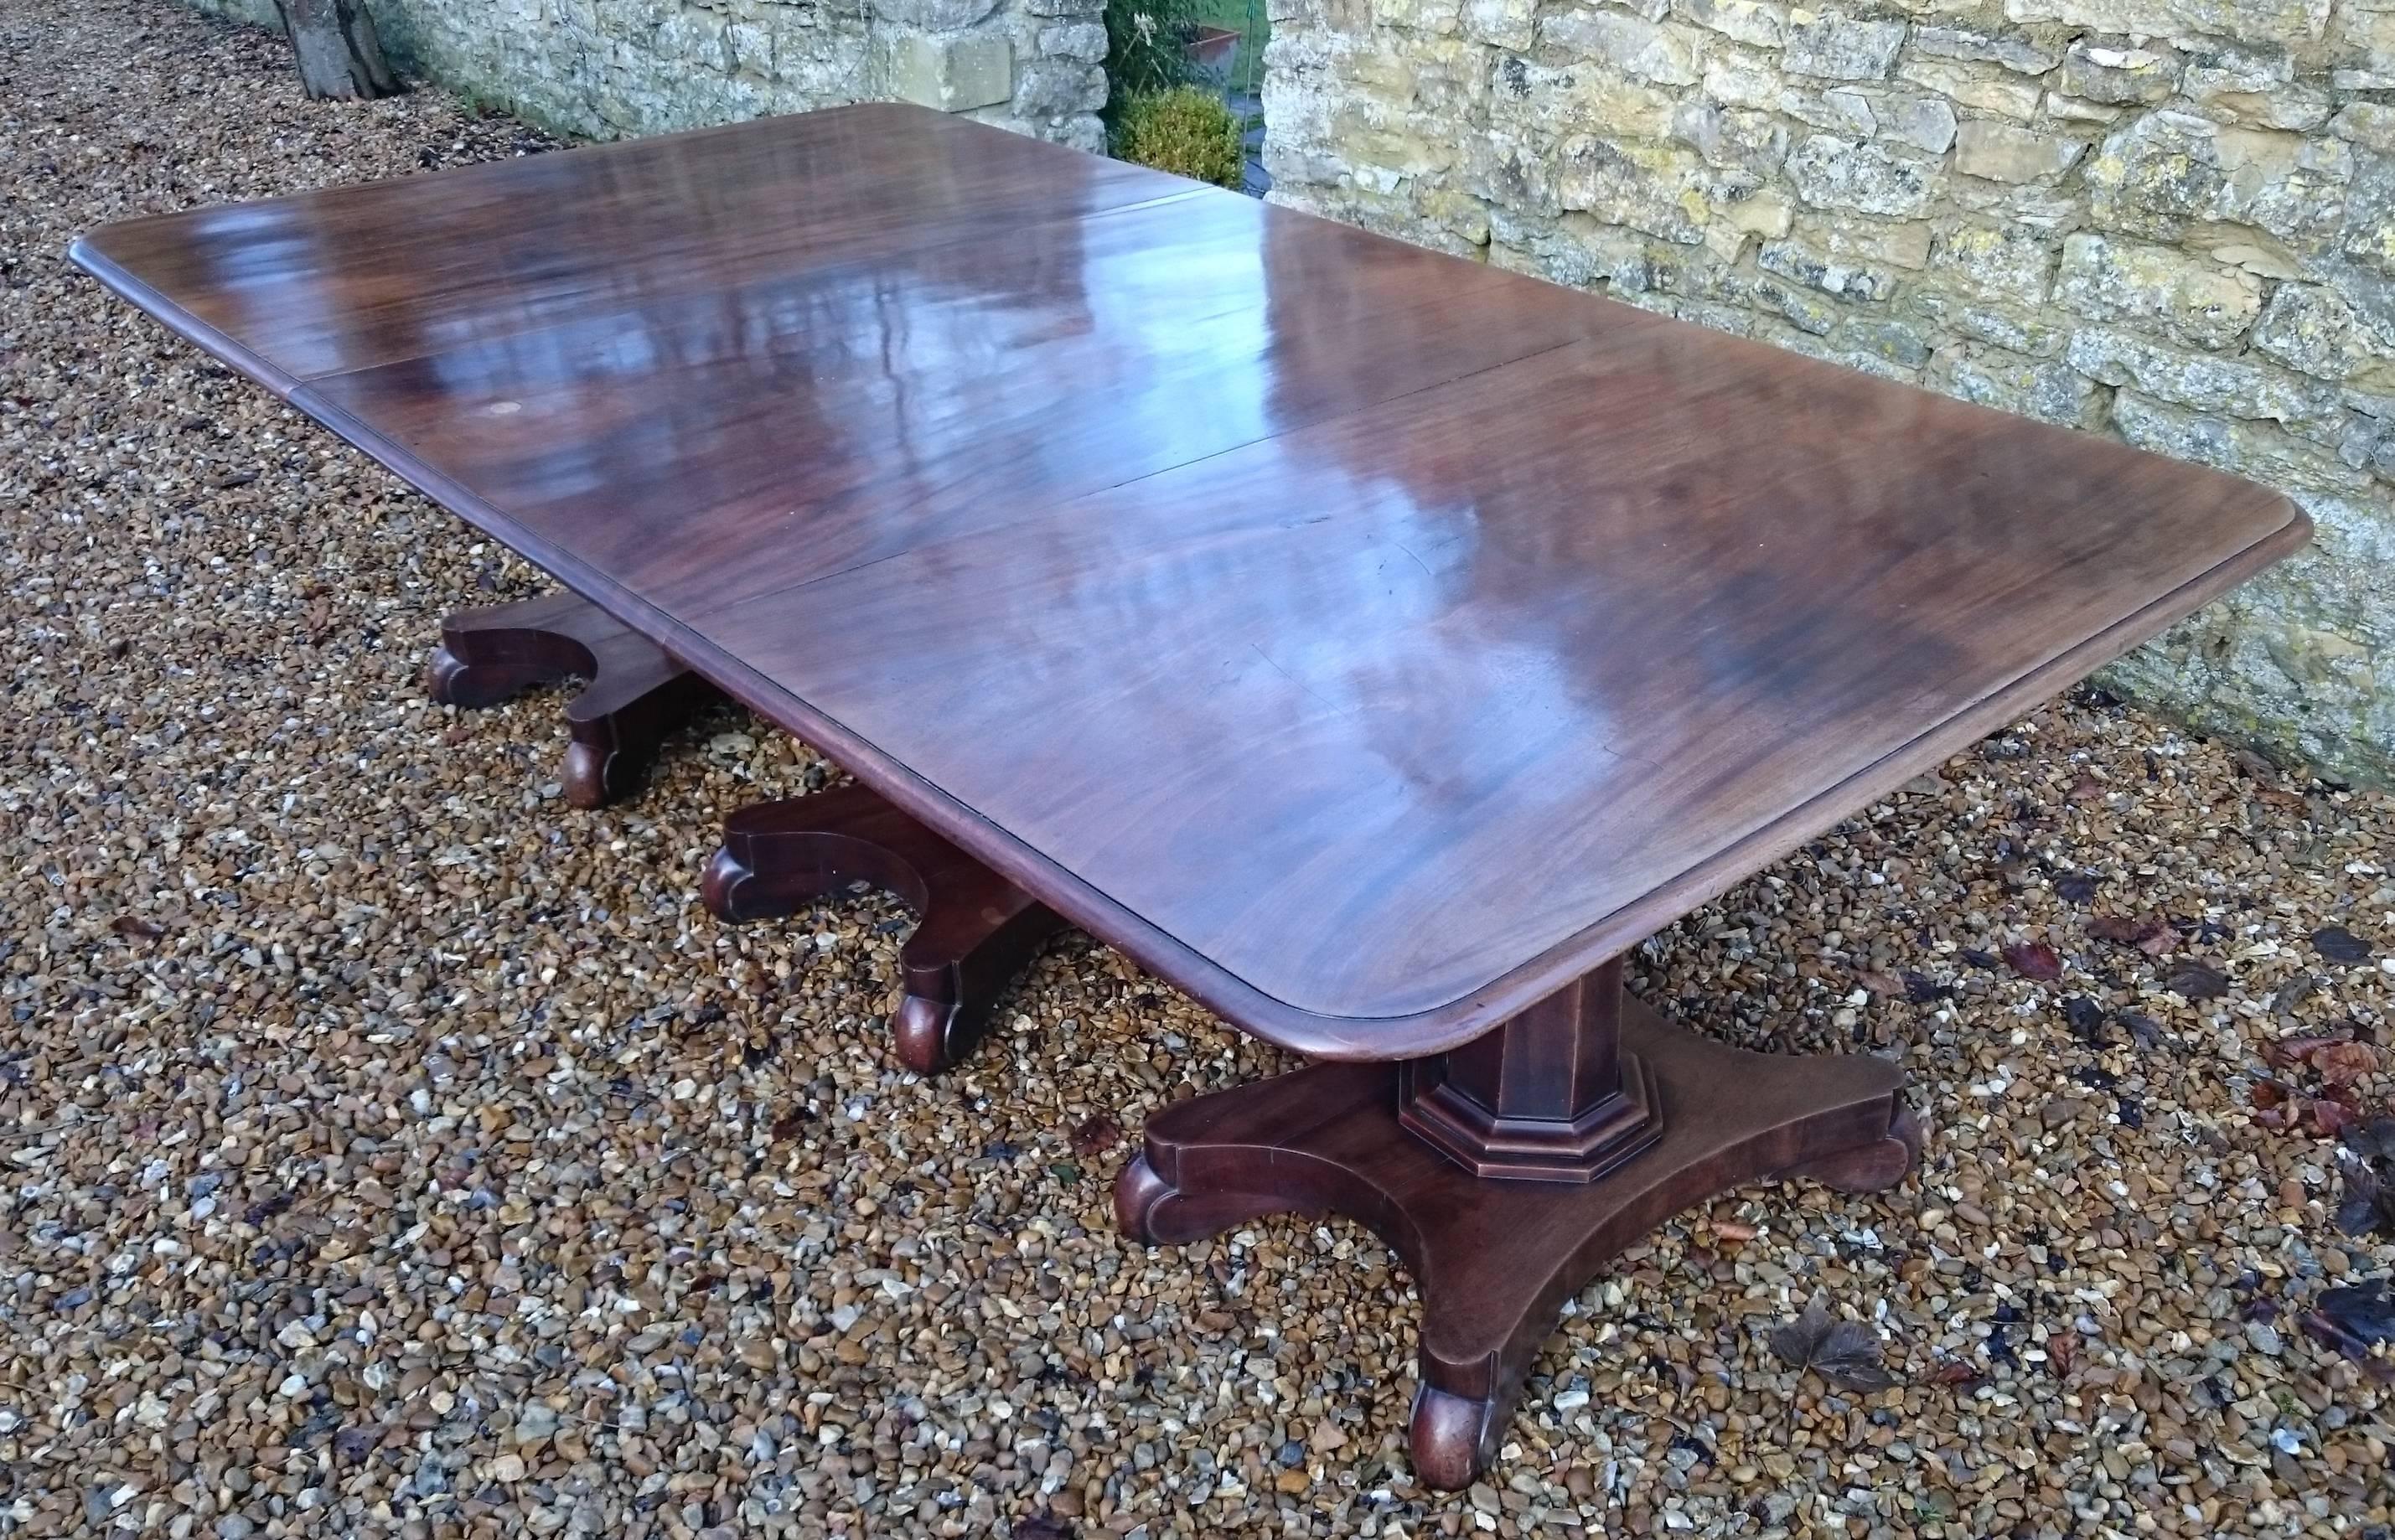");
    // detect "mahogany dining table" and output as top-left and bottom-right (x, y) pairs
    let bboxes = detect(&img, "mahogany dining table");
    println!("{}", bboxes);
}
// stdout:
(71, 102), (2307, 1489)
